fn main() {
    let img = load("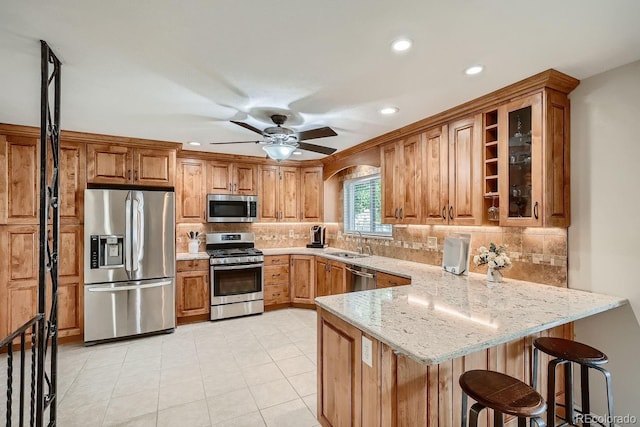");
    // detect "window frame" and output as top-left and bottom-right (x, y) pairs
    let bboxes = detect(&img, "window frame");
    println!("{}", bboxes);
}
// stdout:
(343, 173), (392, 237)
